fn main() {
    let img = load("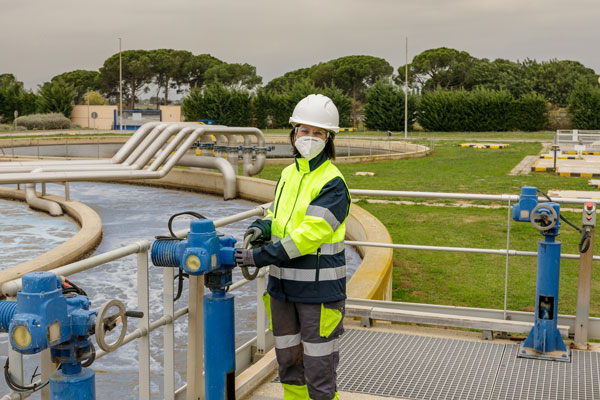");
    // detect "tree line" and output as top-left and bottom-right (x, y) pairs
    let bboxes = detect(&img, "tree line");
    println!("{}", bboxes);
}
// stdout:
(1, 47), (599, 130)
